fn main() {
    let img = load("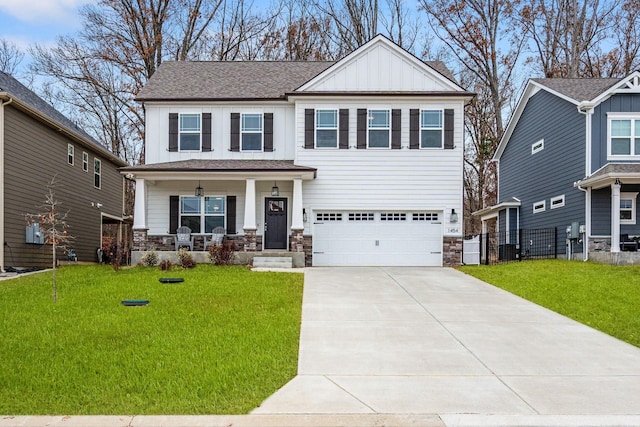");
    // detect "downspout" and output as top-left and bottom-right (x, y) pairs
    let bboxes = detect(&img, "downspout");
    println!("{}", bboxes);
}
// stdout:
(0, 97), (13, 272)
(576, 101), (595, 262)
